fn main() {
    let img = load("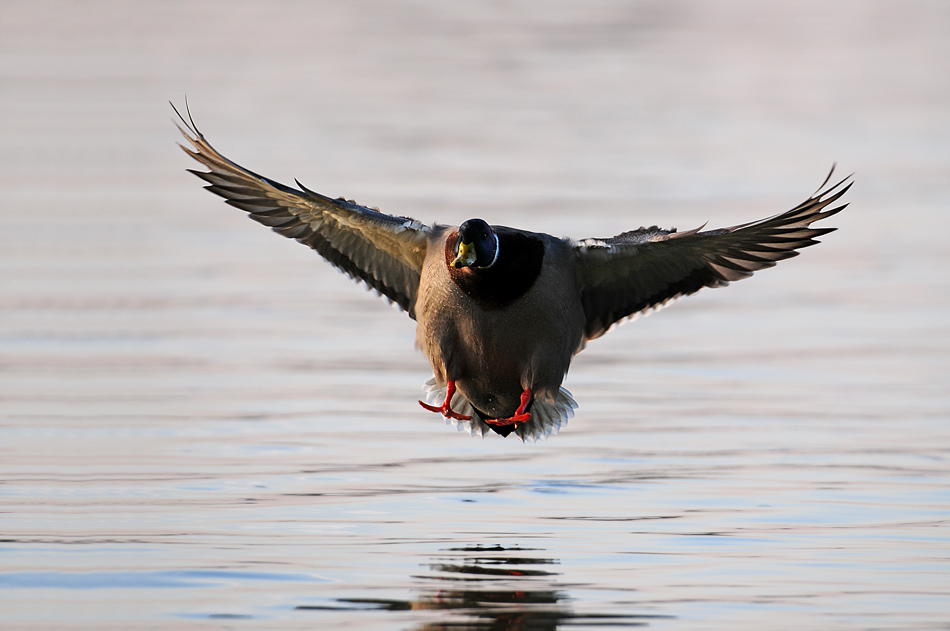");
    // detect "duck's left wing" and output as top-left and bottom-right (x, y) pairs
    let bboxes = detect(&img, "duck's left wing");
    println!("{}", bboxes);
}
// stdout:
(174, 104), (431, 318)
(574, 169), (851, 341)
